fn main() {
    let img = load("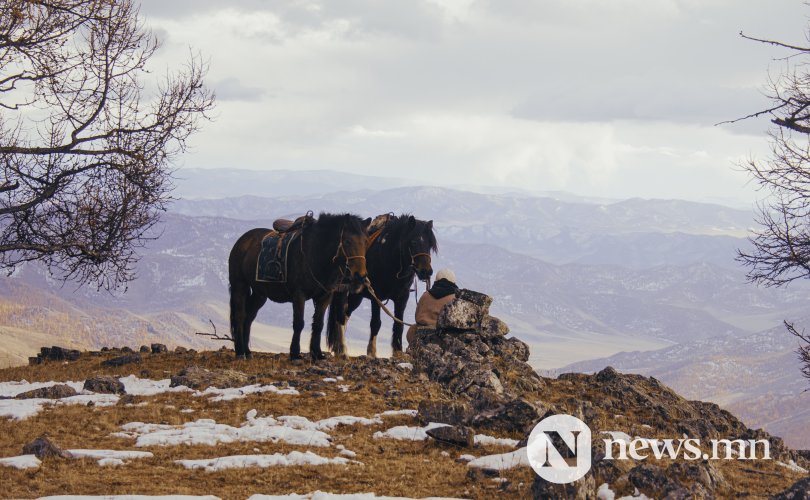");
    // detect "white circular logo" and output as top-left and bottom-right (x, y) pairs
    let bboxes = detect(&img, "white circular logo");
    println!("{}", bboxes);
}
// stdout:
(527, 414), (592, 484)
